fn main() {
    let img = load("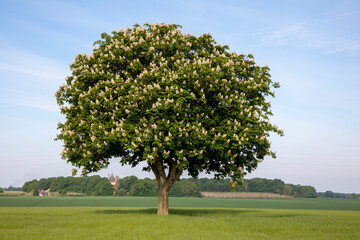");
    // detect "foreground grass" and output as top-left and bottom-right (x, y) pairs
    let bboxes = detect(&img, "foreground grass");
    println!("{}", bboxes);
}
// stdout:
(0, 207), (359, 240)
(1, 196), (360, 211)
